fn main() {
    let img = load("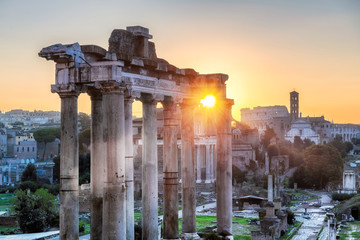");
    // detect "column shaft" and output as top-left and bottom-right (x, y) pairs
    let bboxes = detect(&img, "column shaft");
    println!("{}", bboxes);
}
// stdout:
(89, 91), (104, 240)
(205, 144), (211, 183)
(216, 99), (233, 237)
(59, 94), (79, 240)
(196, 145), (201, 183)
(102, 88), (126, 240)
(141, 94), (158, 240)
(125, 98), (135, 240)
(163, 99), (179, 239)
(180, 99), (199, 239)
